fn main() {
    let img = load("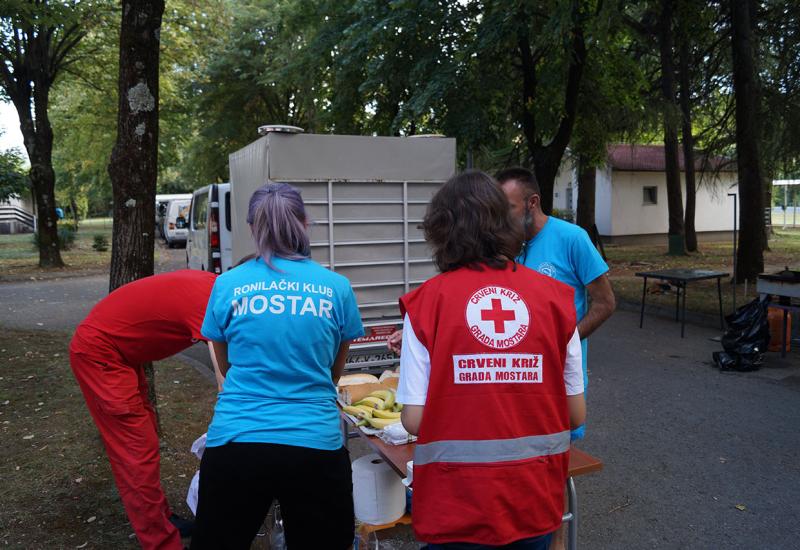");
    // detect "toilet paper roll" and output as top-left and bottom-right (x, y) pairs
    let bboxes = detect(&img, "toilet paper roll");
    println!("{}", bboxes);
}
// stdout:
(352, 453), (406, 525)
